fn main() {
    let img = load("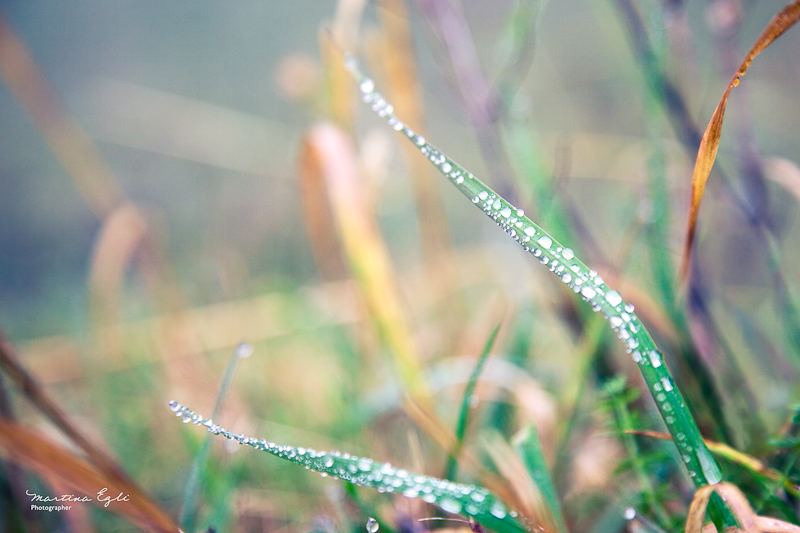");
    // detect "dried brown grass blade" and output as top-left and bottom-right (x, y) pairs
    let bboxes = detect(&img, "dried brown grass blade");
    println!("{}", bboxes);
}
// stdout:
(0, 419), (180, 533)
(681, 0), (800, 279)
(299, 123), (427, 396)
(402, 397), (524, 518)
(374, 0), (455, 282)
(754, 516), (800, 533)
(0, 330), (127, 486)
(0, 13), (124, 218)
(628, 429), (800, 496)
